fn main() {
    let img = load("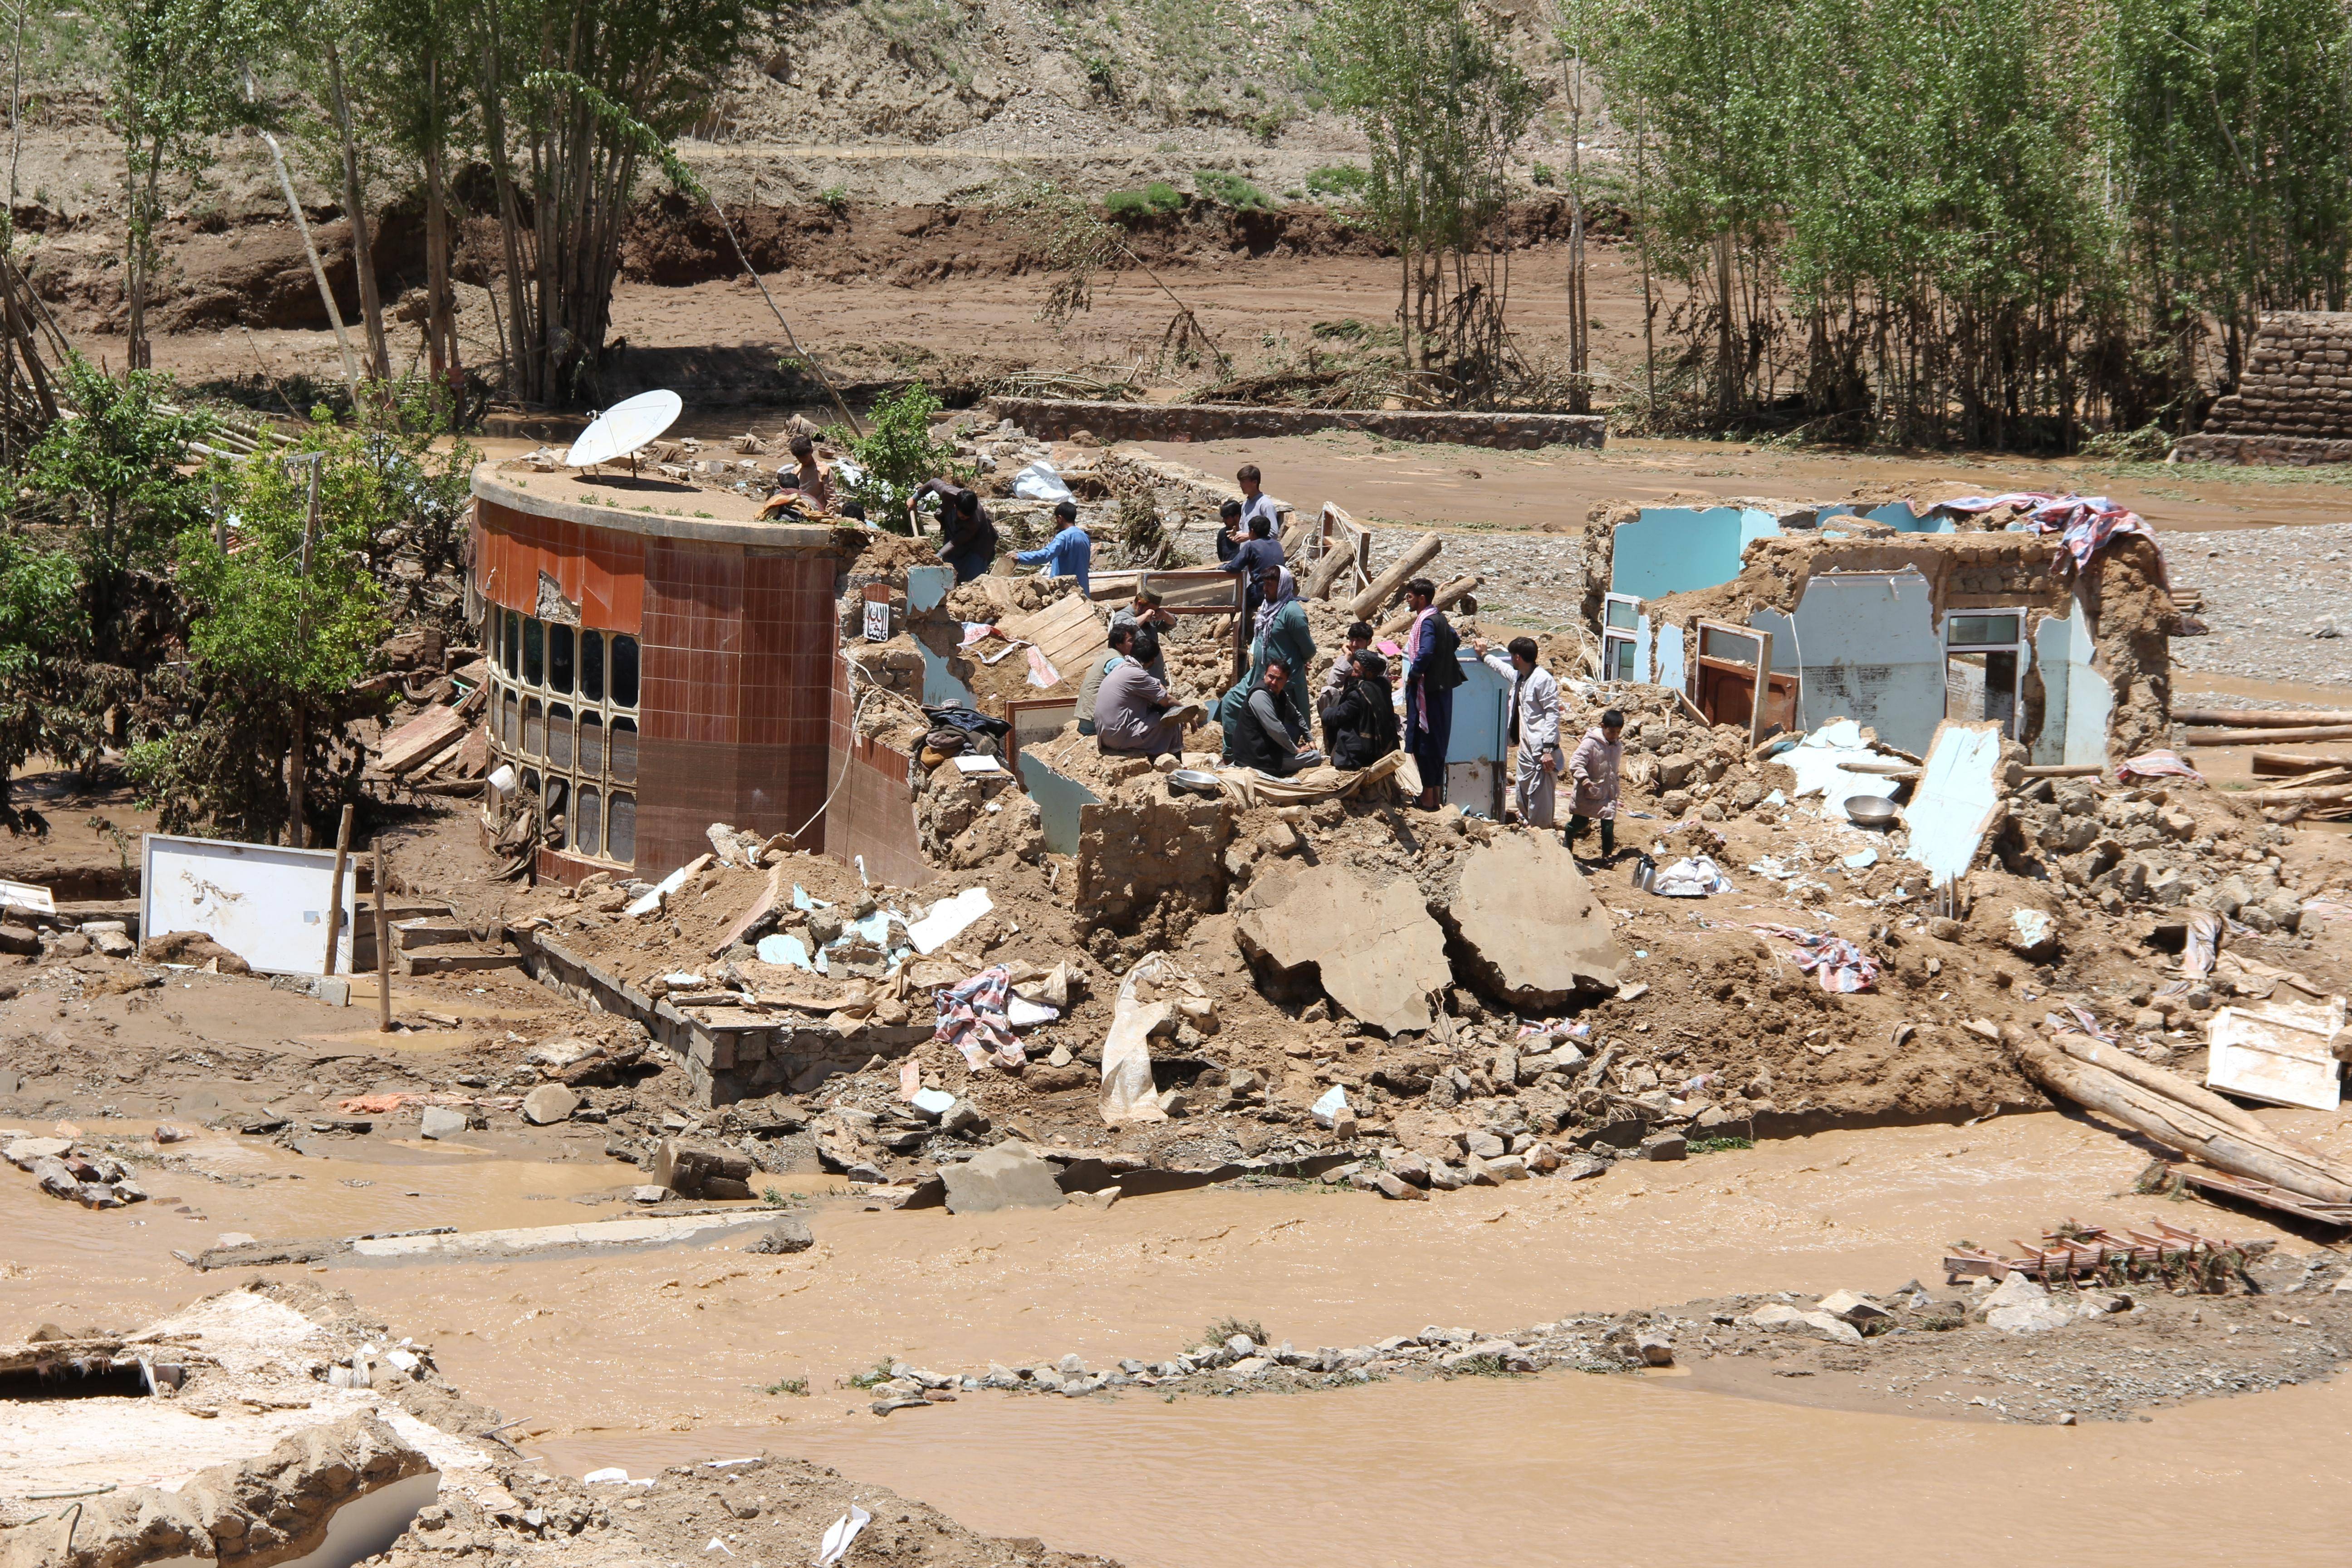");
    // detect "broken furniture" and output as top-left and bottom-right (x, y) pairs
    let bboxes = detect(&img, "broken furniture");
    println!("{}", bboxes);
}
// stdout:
(1944, 1221), (2272, 1284)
